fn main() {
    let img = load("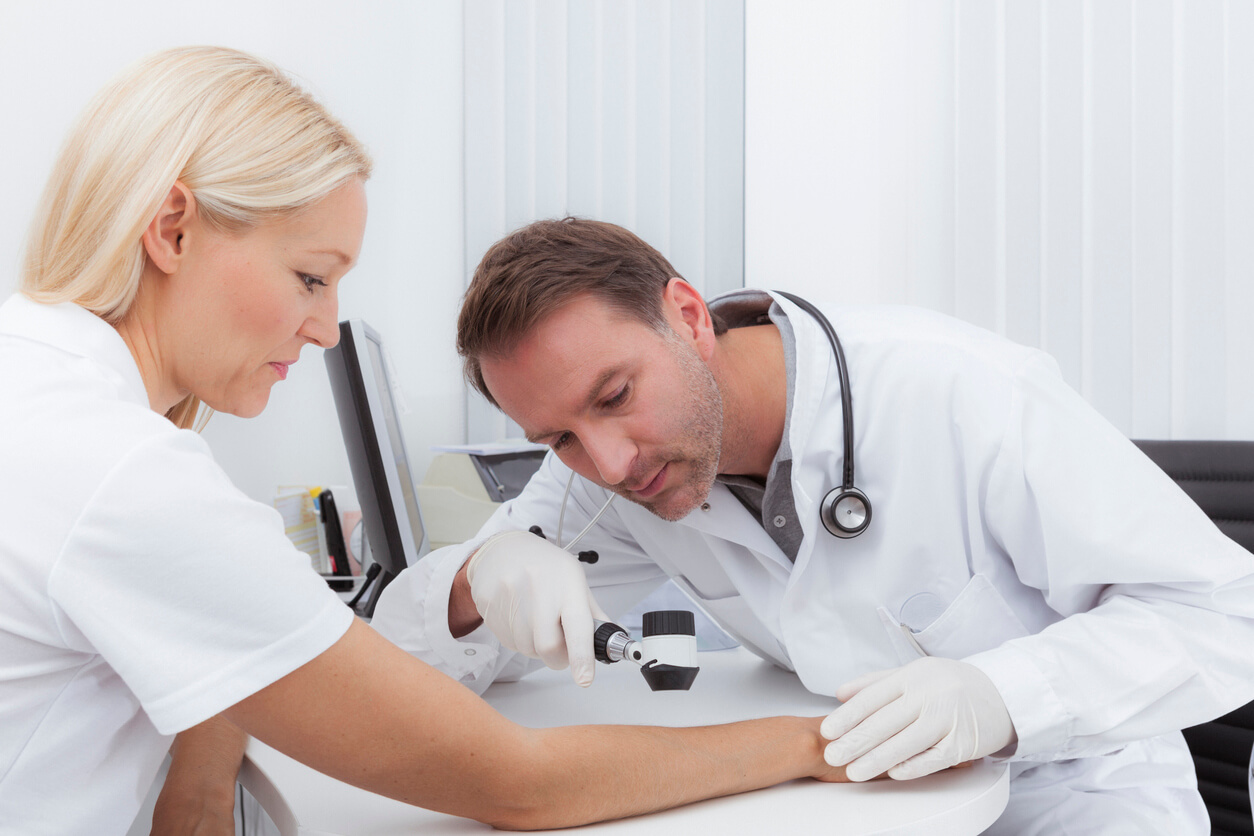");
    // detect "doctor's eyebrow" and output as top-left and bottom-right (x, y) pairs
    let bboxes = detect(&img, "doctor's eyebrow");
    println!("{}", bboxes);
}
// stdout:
(525, 367), (624, 444)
